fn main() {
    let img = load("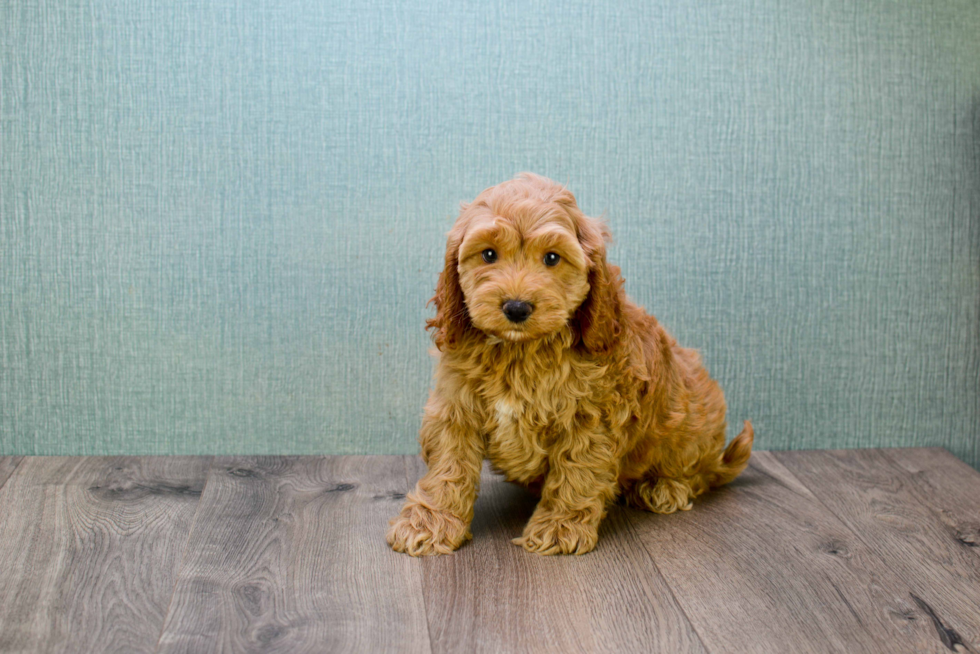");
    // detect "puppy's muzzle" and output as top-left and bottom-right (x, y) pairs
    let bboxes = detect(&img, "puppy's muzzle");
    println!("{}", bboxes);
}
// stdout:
(502, 300), (534, 323)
